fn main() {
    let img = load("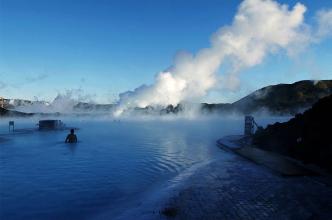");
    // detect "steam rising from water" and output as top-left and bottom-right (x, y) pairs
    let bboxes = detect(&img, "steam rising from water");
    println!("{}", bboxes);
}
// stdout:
(114, 0), (332, 116)
(13, 89), (95, 113)
(4, 0), (331, 117)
